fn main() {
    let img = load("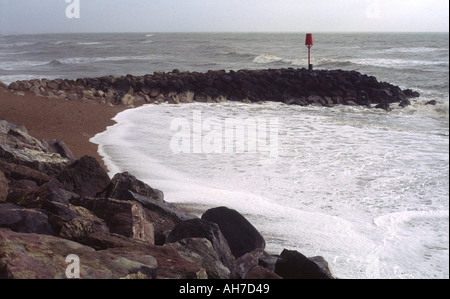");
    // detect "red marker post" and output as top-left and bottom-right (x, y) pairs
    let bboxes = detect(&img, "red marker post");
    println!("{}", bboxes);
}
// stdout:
(305, 33), (314, 71)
